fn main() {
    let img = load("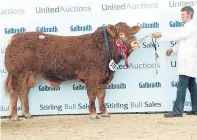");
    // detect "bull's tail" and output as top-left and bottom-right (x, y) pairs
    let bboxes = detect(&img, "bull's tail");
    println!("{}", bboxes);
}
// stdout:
(4, 73), (36, 95)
